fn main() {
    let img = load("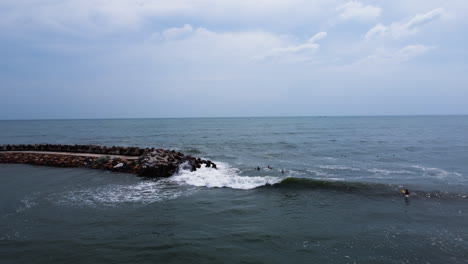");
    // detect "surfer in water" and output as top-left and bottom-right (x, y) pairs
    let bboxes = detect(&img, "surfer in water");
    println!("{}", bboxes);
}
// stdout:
(402, 189), (410, 197)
